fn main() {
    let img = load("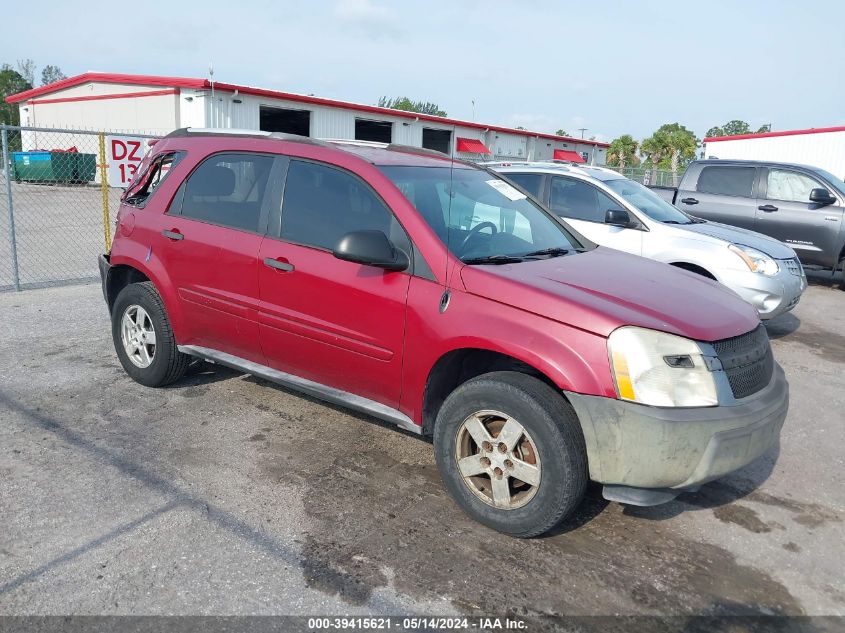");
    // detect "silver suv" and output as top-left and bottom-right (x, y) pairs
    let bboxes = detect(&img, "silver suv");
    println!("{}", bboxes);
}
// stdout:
(489, 162), (806, 320)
